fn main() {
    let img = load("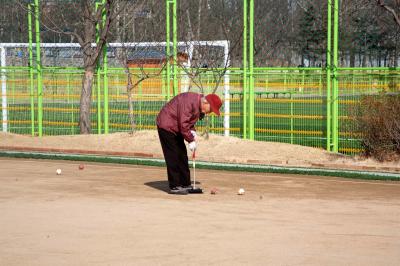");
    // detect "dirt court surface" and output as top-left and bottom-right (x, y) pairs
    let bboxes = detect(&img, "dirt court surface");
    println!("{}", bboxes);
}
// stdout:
(1, 158), (400, 266)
